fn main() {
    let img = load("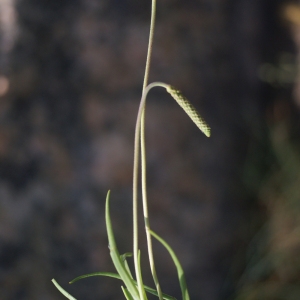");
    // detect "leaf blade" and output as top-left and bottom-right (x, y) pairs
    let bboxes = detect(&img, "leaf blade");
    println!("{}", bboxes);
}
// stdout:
(105, 191), (141, 299)
(150, 230), (190, 300)
(52, 279), (77, 300)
